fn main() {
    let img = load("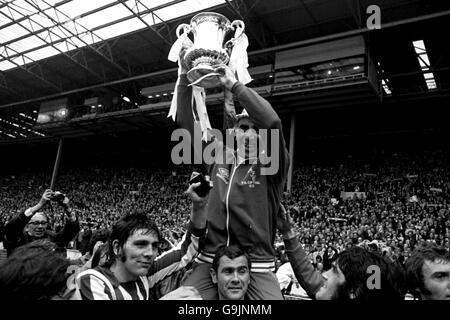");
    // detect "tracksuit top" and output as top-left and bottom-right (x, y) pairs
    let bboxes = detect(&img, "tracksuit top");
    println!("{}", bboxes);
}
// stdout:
(176, 74), (289, 272)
